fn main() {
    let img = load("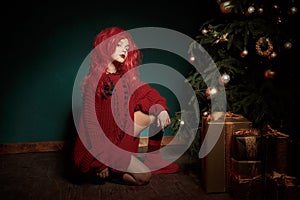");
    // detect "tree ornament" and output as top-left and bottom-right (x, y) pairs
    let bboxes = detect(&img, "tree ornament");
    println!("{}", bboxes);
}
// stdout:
(277, 17), (282, 24)
(257, 7), (264, 14)
(189, 56), (195, 62)
(256, 37), (273, 57)
(245, 6), (255, 16)
(273, 4), (279, 11)
(264, 69), (276, 79)
(213, 33), (229, 45)
(268, 52), (277, 60)
(180, 120), (185, 126)
(202, 111), (209, 117)
(201, 28), (208, 35)
(219, 73), (230, 85)
(240, 49), (248, 58)
(219, 1), (234, 14)
(290, 6), (298, 15)
(248, 6), (255, 14)
(205, 87), (218, 98)
(284, 42), (292, 49)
